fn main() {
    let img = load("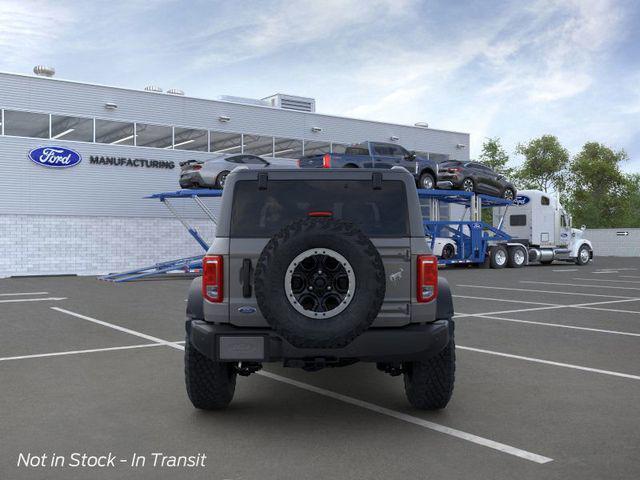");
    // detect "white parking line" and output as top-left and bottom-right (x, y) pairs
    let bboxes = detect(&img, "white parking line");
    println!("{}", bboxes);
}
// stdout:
(456, 345), (640, 380)
(457, 313), (640, 337)
(454, 297), (640, 319)
(521, 281), (640, 292)
(453, 295), (559, 307)
(0, 341), (186, 362)
(552, 269), (578, 272)
(51, 307), (184, 350)
(573, 278), (640, 284)
(454, 305), (564, 318)
(258, 370), (553, 464)
(50, 307), (553, 464)
(0, 297), (67, 304)
(458, 346), (640, 380)
(455, 284), (636, 299)
(621, 275), (640, 279)
(0, 292), (50, 296)
(0, 343), (162, 362)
